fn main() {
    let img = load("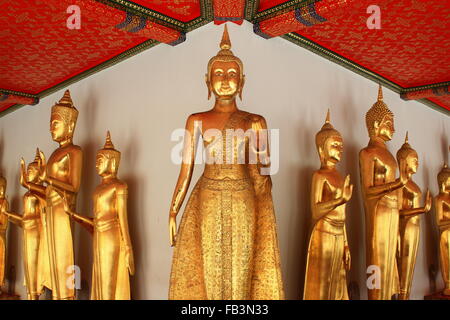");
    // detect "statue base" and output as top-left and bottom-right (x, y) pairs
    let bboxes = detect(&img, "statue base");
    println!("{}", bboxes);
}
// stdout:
(424, 291), (450, 300)
(0, 292), (20, 300)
